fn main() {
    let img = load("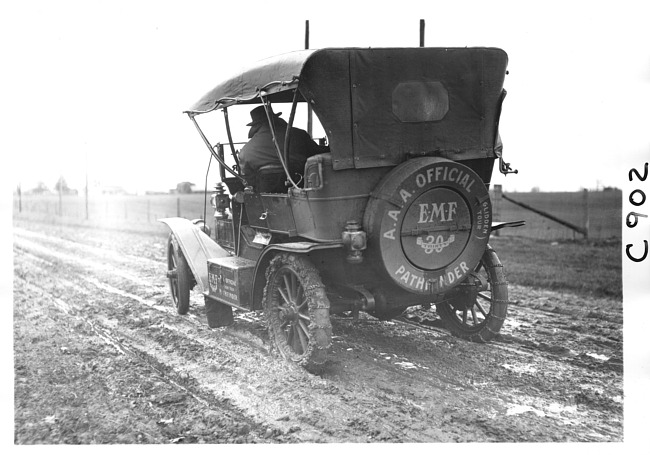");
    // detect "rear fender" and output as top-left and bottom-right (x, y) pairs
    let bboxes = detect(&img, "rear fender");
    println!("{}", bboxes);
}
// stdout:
(160, 217), (230, 293)
(251, 242), (343, 310)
